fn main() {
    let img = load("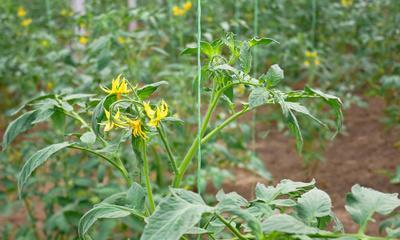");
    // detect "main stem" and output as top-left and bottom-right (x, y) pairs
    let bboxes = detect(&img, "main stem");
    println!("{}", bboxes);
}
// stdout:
(143, 144), (155, 213)
(173, 92), (221, 187)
